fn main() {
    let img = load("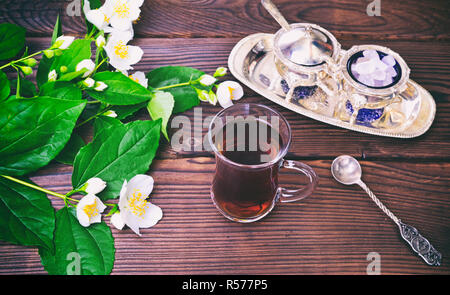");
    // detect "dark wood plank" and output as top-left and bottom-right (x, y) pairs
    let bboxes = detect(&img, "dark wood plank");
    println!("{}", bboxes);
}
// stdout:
(0, 158), (448, 274)
(7, 37), (448, 160)
(0, 0), (449, 40)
